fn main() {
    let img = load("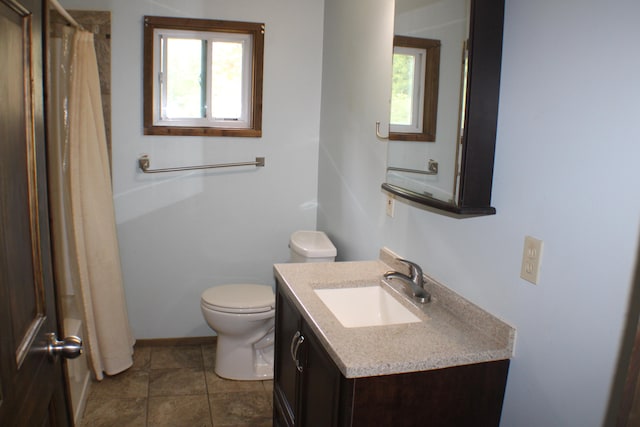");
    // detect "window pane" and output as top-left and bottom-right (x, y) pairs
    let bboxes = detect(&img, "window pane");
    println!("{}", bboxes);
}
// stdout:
(211, 41), (243, 120)
(165, 38), (205, 119)
(390, 53), (415, 126)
